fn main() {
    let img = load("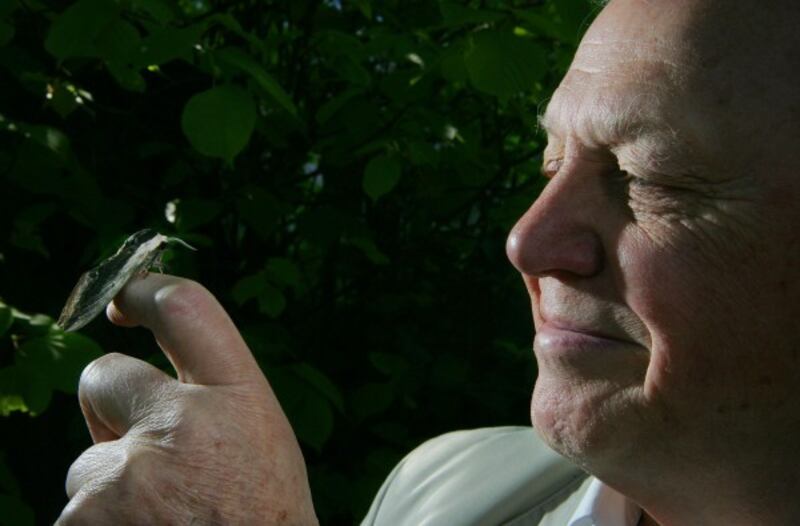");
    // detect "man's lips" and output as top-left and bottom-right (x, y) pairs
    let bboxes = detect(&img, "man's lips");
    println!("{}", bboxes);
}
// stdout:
(534, 320), (639, 357)
(543, 319), (630, 341)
